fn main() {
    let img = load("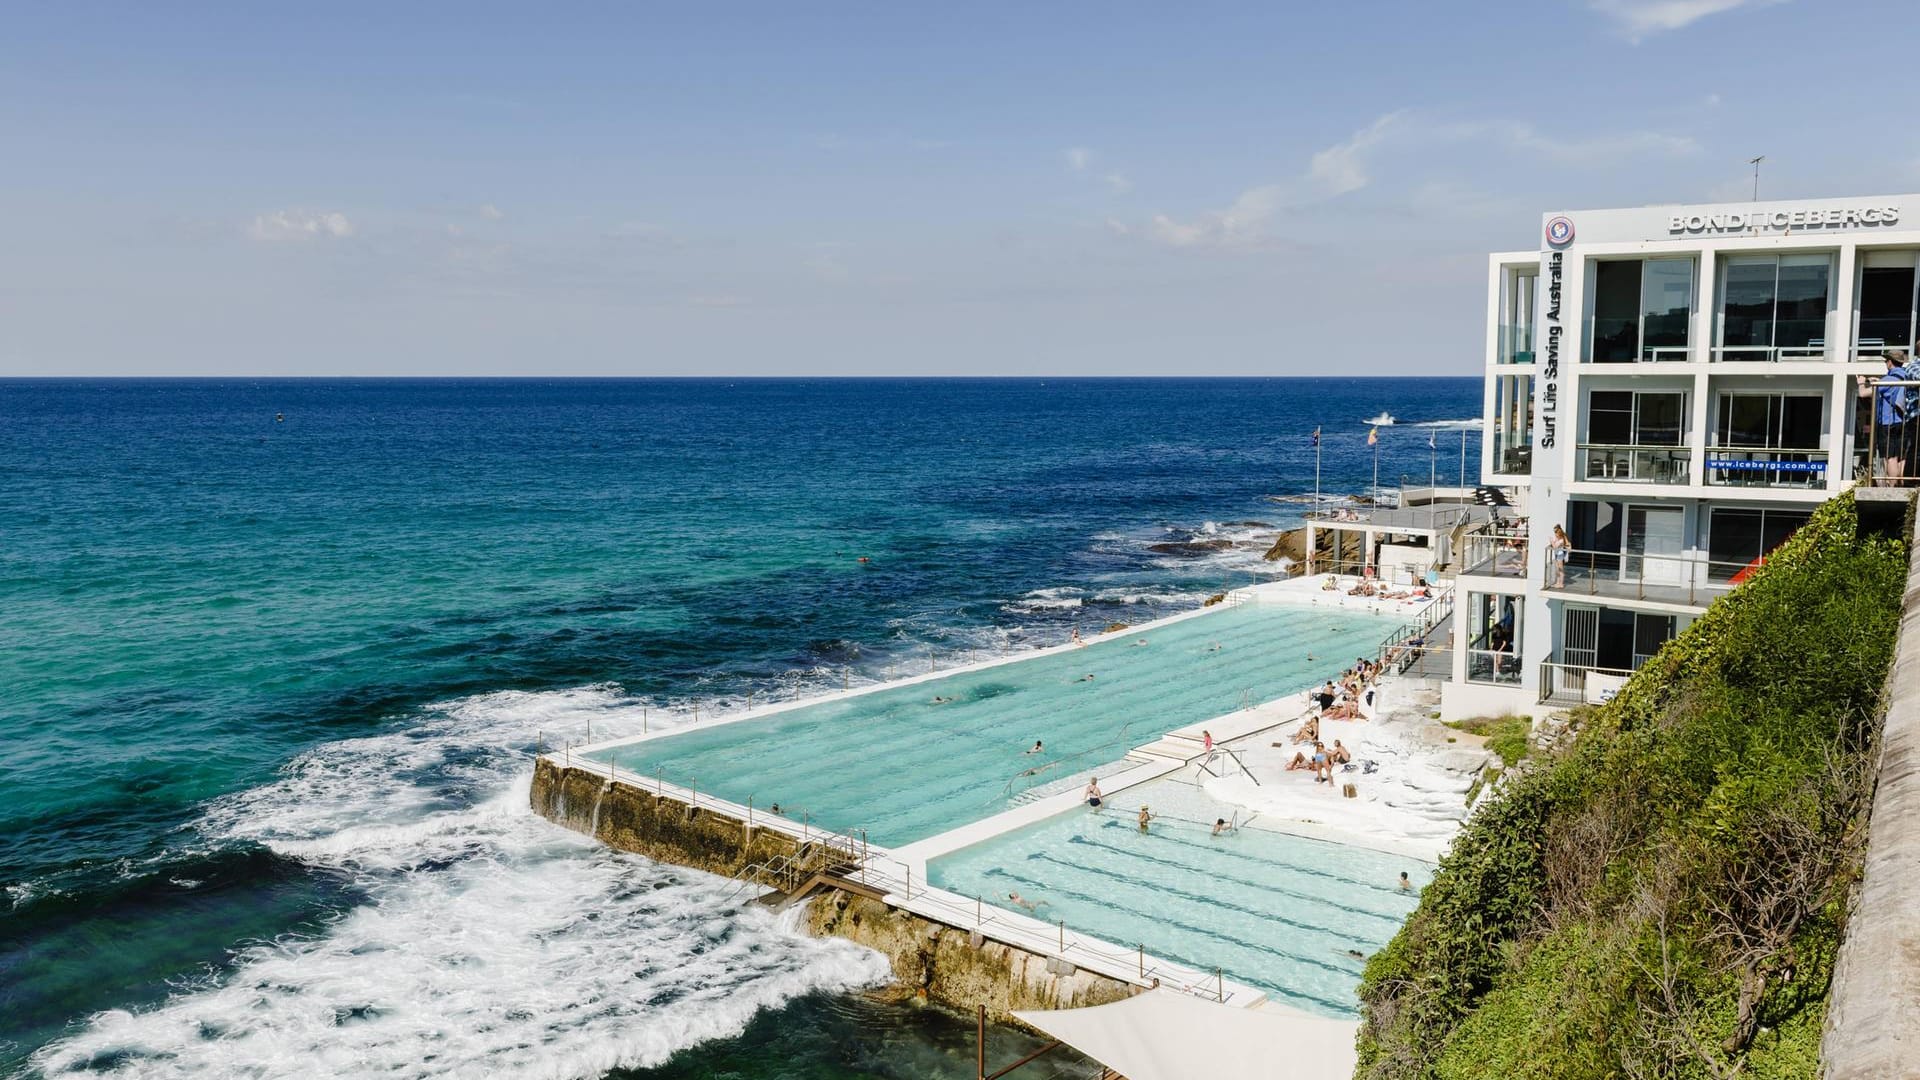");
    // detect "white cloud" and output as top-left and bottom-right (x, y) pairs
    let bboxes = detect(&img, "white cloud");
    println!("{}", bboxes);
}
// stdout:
(1104, 217), (1132, 237)
(248, 209), (354, 241)
(478, 203), (504, 221)
(1063, 146), (1090, 171)
(1503, 124), (1698, 162)
(1589, 0), (1787, 40)
(1103, 172), (1133, 195)
(1147, 113), (1402, 249)
(1306, 111), (1404, 197)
